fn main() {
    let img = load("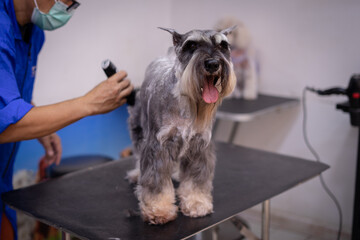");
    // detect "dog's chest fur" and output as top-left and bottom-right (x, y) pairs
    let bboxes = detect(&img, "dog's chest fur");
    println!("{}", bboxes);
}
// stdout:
(153, 91), (212, 159)
(156, 117), (212, 159)
(141, 55), (212, 159)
